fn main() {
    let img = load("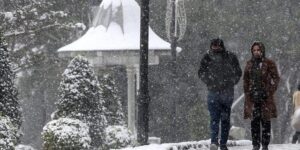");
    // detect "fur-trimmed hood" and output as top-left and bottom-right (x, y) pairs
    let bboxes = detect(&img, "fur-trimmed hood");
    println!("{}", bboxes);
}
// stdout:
(251, 41), (266, 58)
